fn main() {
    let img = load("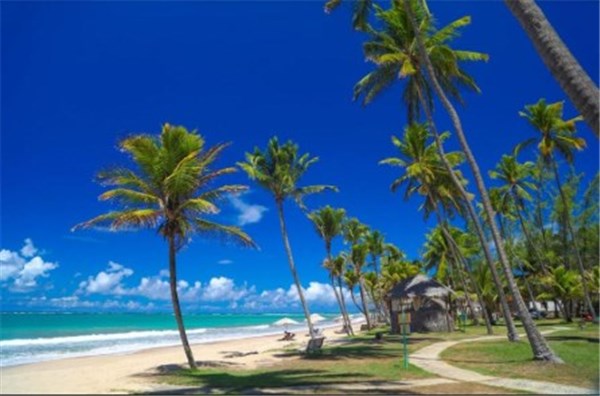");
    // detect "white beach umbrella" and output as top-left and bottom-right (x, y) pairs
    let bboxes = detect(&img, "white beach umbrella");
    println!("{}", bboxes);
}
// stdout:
(309, 313), (326, 323)
(273, 317), (299, 329)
